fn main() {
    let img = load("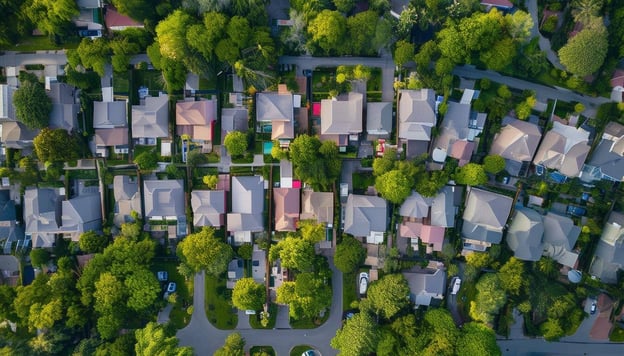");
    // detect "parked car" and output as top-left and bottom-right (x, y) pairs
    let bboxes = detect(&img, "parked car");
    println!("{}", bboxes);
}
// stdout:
(166, 282), (176, 293)
(451, 277), (462, 295)
(301, 350), (315, 356)
(157, 271), (168, 282)
(359, 272), (369, 295)
(590, 301), (597, 314)
(78, 29), (102, 39)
